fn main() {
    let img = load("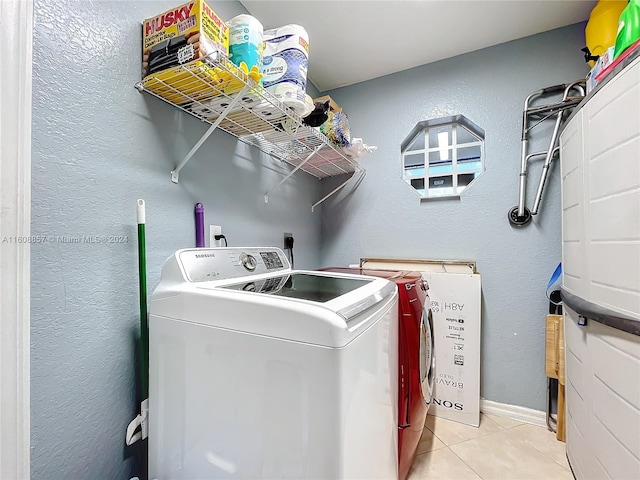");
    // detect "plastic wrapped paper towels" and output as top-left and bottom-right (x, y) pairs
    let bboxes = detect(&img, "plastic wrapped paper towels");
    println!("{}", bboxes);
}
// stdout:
(227, 14), (264, 73)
